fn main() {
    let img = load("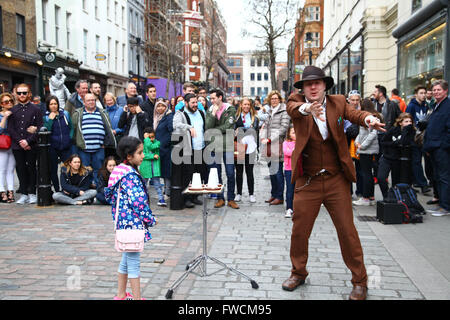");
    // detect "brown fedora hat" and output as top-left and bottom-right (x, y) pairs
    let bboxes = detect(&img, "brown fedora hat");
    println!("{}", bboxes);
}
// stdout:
(294, 66), (334, 91)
